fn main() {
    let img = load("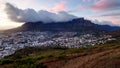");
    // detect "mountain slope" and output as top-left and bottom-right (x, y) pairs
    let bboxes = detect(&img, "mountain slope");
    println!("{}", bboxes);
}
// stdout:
(5, 18), (120, 33)
(0, 37), (120, 68)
